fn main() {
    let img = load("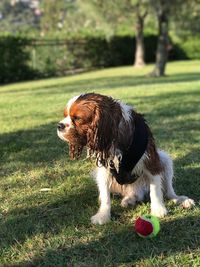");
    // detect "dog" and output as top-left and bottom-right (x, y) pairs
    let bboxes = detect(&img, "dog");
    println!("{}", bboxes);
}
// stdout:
(57, 93), (194, 225)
